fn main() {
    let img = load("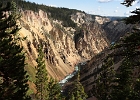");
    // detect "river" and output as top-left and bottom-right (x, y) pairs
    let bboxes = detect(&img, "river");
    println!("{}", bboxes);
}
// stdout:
(59, 61), (87, 86)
